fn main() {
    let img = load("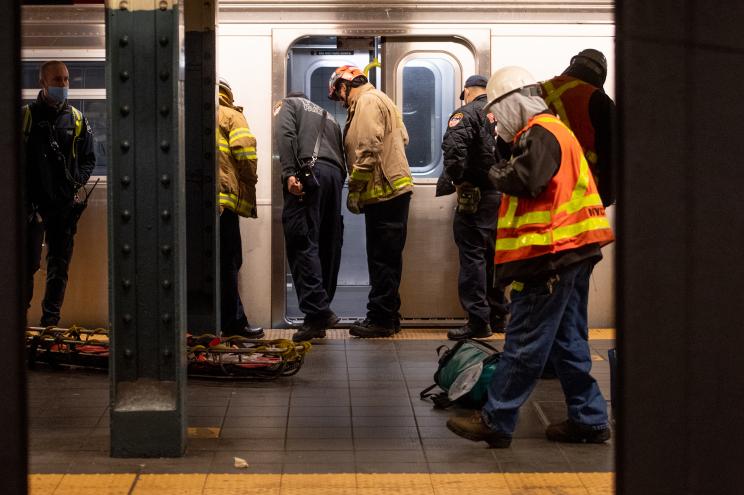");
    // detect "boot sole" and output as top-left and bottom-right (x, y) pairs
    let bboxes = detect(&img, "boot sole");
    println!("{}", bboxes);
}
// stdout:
(545, 430), (611, 443)
(446, 421), (512, 448)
